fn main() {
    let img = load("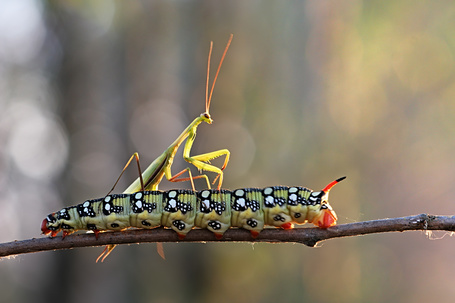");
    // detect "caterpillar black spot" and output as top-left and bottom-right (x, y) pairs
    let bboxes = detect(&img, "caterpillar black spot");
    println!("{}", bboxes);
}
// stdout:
(41, 177), (345, 239)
